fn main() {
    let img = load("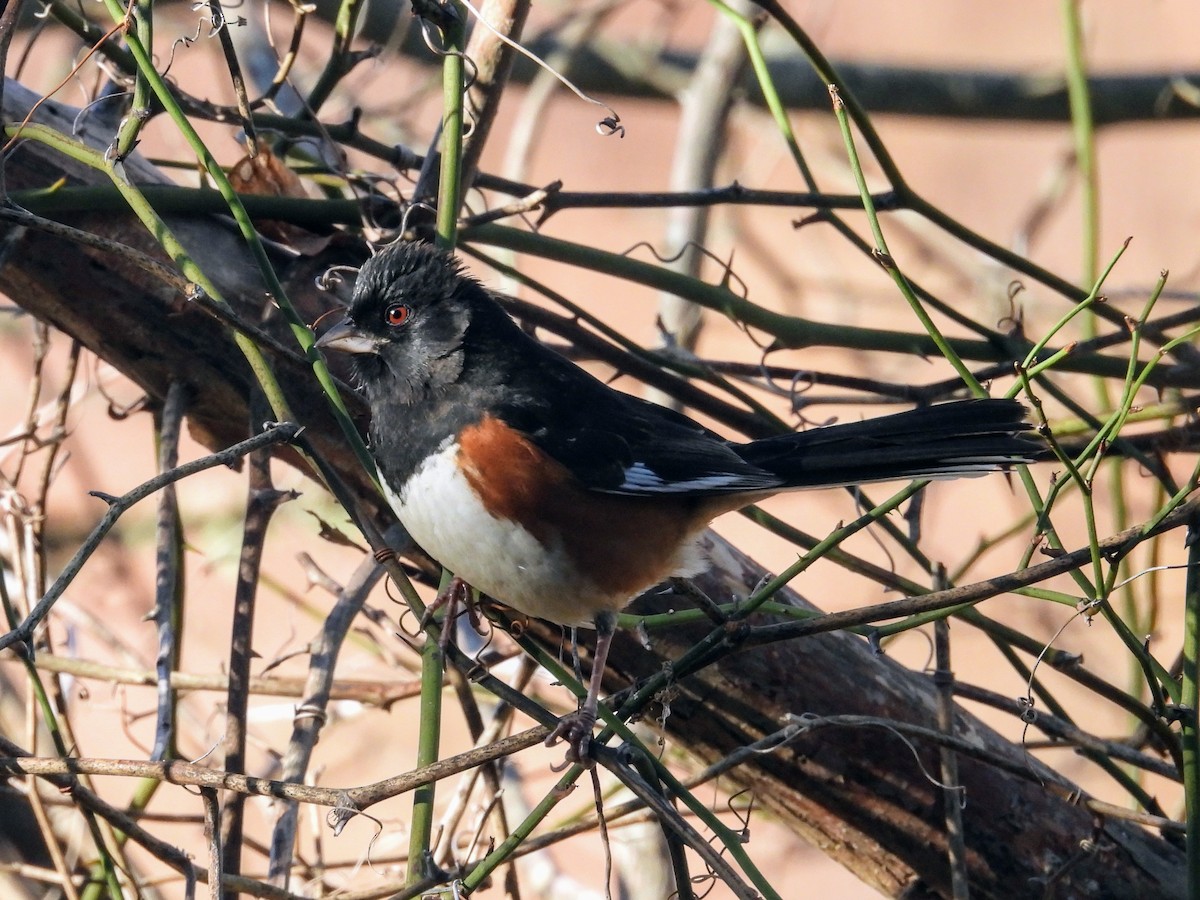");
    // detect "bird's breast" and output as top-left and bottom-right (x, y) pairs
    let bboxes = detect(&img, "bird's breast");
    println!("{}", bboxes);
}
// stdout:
(380, 419), (710, 628)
